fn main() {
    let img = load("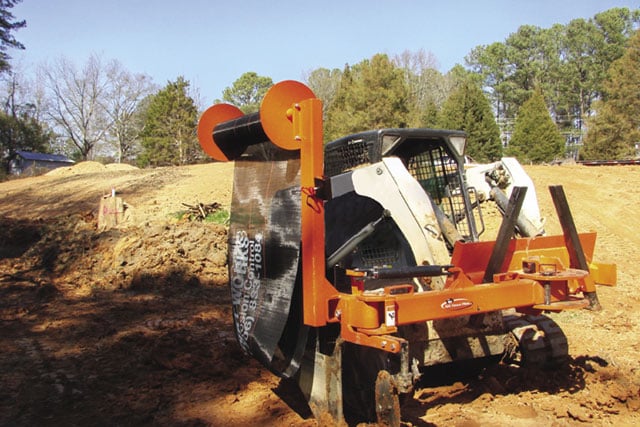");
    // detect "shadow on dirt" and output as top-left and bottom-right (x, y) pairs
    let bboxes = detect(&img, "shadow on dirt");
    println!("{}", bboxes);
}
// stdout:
(0, 268), (256, 426)
(0, 217), (43, 259)
(0, 212), (254, 426)
(0, 214), (97, 277)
